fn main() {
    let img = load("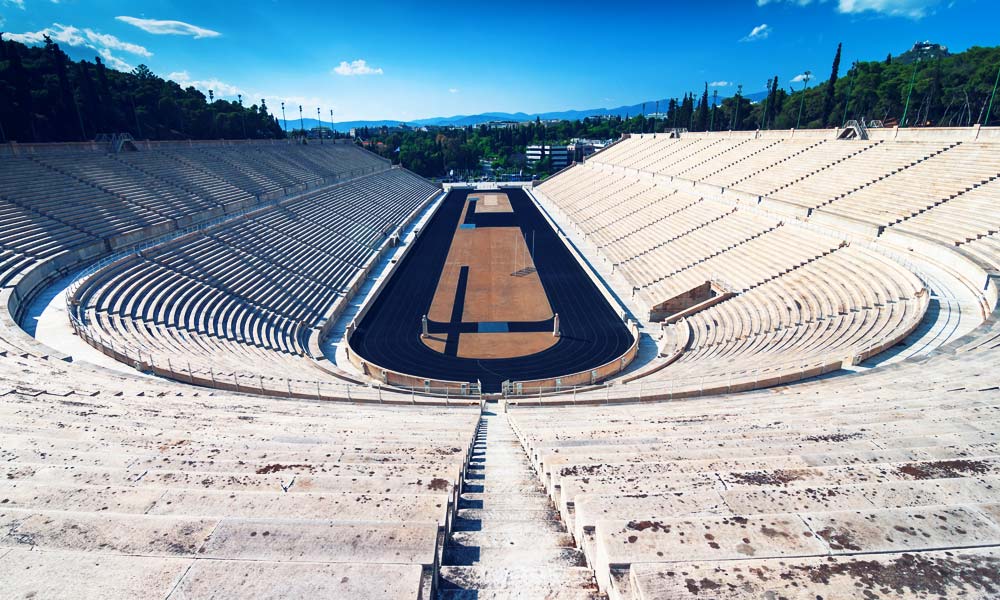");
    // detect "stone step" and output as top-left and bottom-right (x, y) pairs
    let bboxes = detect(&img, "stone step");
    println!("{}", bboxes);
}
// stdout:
(438, 566), (600, 593)
(456, 508), (560, 521)
(451, 516), (568, 533)
(457, 496), (553, 511)
(447, 530), (577, 552)
(442, 544), (587, 567)
(439, 589), (604, 600)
